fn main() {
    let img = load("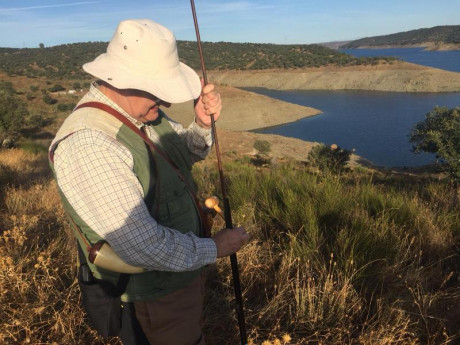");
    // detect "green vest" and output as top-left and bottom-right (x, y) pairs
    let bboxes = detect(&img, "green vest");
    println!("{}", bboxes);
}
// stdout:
(50, 107), (203, 302)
